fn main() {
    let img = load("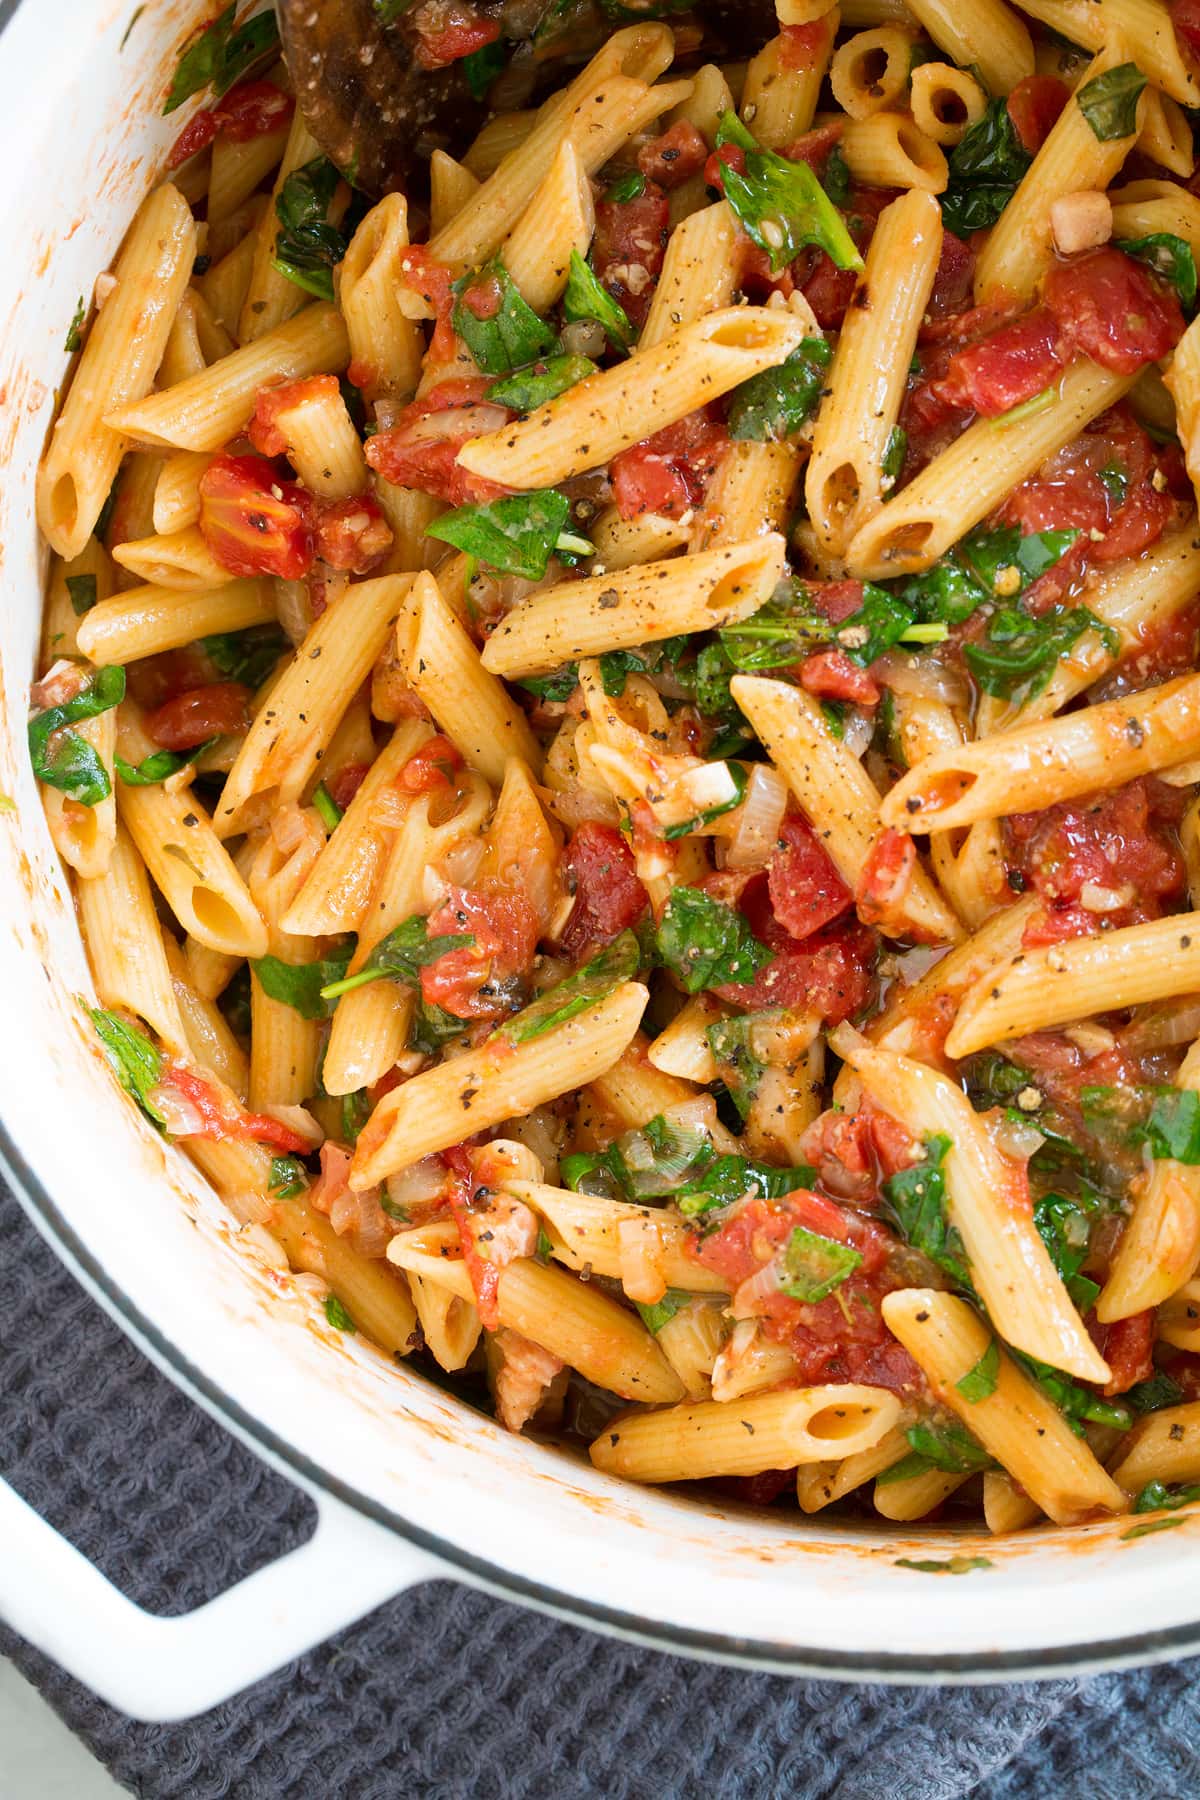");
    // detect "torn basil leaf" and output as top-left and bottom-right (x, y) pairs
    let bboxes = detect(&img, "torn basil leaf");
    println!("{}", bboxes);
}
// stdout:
(563, 249), (635, 352)
(904, 1418), (994, 1474)
(321, 915), (468, 1001)
(1134, 1089), (1200, 1163)
(486, 353), (597, 413)
(452, 258), (556, 375)
(726, 337), (832, 441)
(675, 1154), (816, 1217)
(1077, 61), (1147, 142)
(90, 1007), (166, 1129)
(502, 929), (640, 1045)
(29, 664), (125, 806)
(705, 1014), (766, 1121)
(656, 887), (772, 994)
(715, 112), (861, 274)
(779, 1224), (862, 1302)
(427, 489), (572, 580)
(254, 950), (353, 1021)
(272, 156), (347, 302)
(116, 738), (218, 786)
(939, 97), (1031, 238)
(956, 1337), (1000, 1403)
(164, 1), (280, 113)
(882, 1132), (973, 1292)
